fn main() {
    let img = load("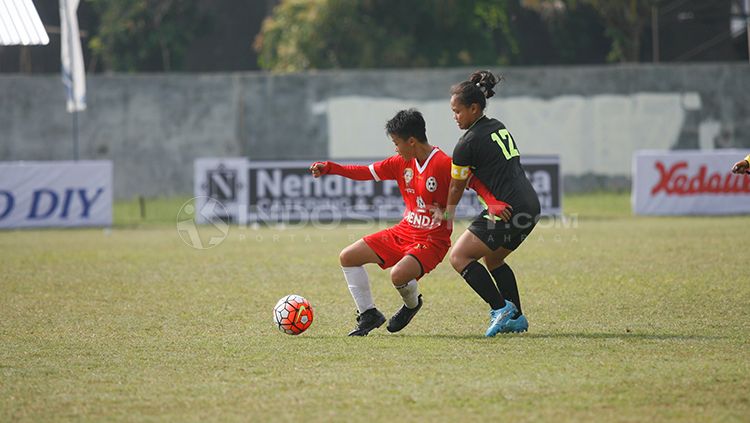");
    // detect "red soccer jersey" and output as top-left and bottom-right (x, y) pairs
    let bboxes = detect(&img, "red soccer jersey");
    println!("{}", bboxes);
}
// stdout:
(368, 147), (453, 242)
